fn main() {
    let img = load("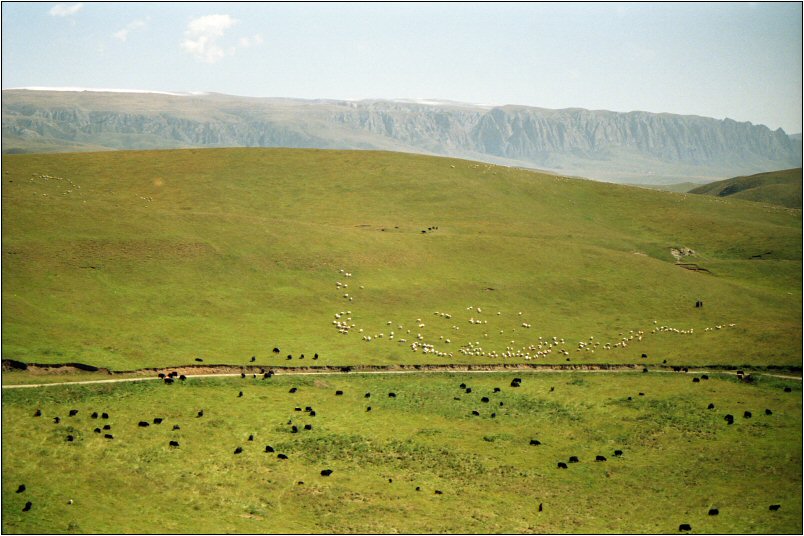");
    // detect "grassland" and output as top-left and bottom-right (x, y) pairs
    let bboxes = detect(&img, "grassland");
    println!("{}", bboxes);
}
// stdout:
(689, 168), (803, 209)
(2, 371), (800, 534)
(2, 149), (801, 372)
